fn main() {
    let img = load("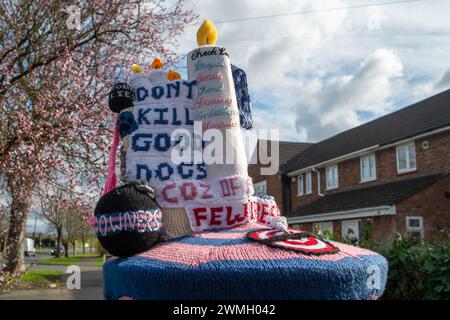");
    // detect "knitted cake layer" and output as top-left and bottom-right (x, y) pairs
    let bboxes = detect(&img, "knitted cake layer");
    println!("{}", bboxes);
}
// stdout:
(161, 207), (192, 240)
(103, 222), (388, 300)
